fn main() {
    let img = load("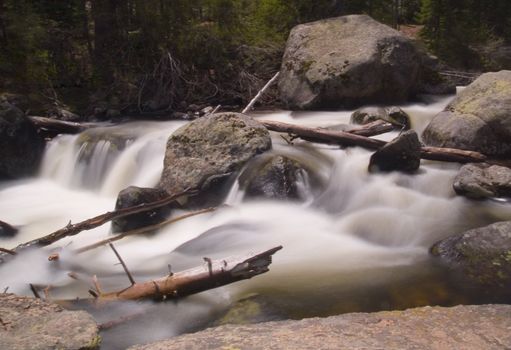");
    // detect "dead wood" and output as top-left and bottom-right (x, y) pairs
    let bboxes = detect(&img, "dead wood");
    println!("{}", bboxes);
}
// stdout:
(242, 72), (280, 114)
(74, 207), (216, 255)
(260, 119), (494, 164)
(29, 116), (99, 135)
(5, 188), (198, 256)
(94, 246), (283, 302)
